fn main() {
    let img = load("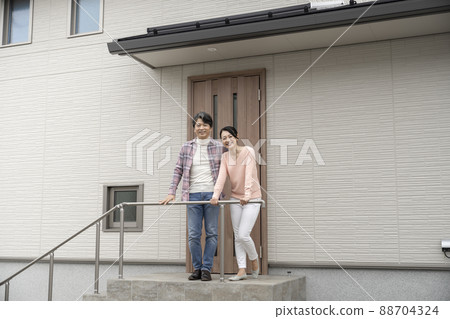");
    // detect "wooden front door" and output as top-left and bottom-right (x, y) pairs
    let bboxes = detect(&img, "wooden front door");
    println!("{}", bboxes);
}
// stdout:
(187, 69), (267, 275)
